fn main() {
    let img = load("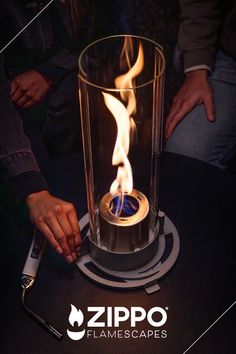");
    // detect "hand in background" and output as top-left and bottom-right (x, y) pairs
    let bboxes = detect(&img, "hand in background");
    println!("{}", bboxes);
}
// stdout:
(10, 70), (52, 108)
(165, 70), (215, 140)
(26, 191), (81, 263)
